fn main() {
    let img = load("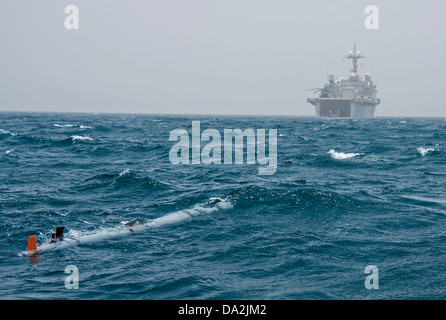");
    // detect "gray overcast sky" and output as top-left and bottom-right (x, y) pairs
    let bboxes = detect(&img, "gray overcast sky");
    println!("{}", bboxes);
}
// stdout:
(0, 0), (445, 117)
